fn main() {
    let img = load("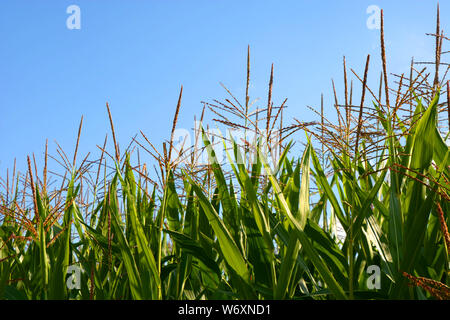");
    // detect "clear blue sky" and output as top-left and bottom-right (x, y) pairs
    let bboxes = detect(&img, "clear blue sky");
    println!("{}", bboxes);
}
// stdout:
(0, 0), (447, 177)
